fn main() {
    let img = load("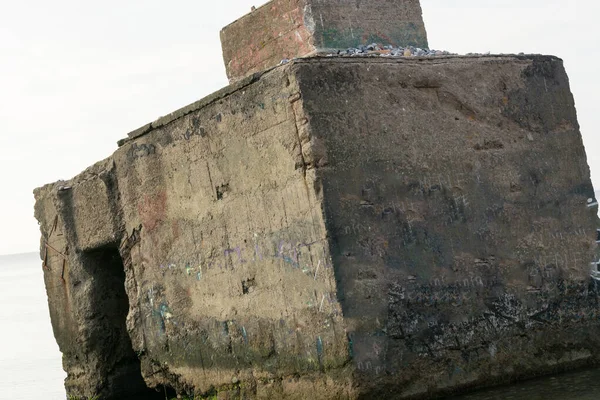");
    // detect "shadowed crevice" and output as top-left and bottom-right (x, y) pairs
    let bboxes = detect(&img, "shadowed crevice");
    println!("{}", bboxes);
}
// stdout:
(81, 245), (164, 400)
